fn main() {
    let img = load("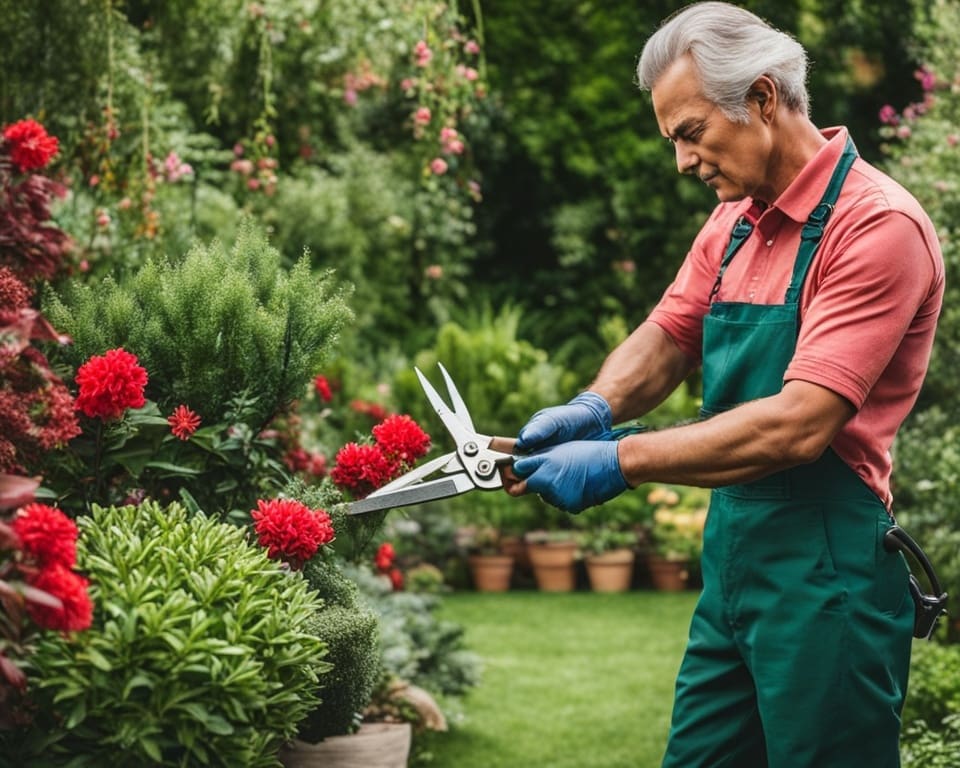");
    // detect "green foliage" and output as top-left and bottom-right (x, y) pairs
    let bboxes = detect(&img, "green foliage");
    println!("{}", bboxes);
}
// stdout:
(346, 564), (480, 702)
(393, 303), (574, 534)
(903, 641), (960, 728)
(902, 714), (960, 768)
(44, 218), (351, 425)
(298, 604), (380, 742)
(3, 501), (329, 767)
